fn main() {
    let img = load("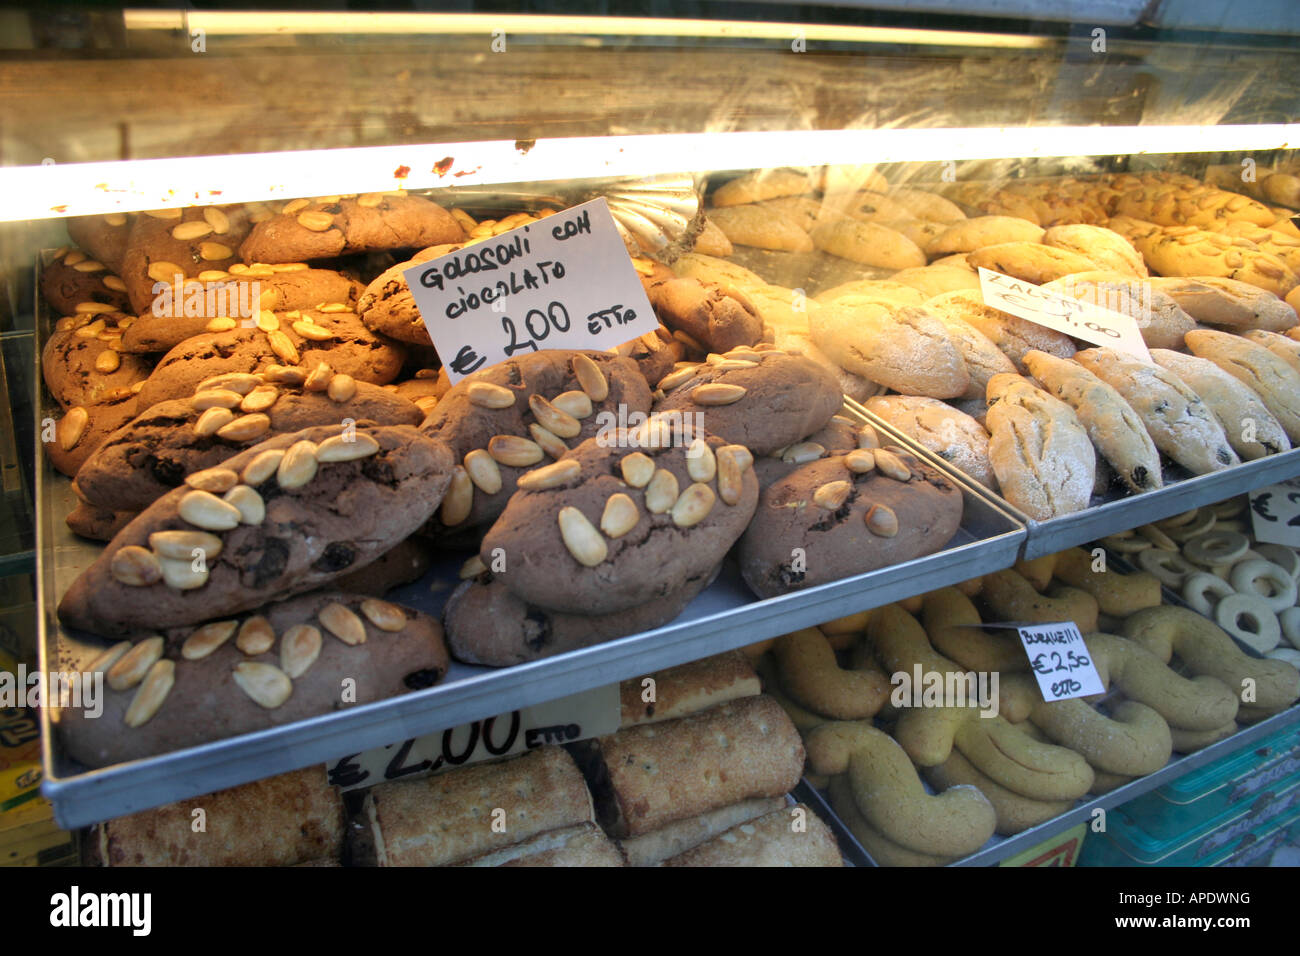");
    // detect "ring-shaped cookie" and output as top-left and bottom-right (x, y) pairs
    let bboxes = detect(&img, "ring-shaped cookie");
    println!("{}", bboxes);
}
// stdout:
(1280, 607), (1300, 651)
(1102, 533), (1151, 554)
(1255, 544), (1300, 582)
(1214, 593), (1282, 654)
(1183, 530), (1250, 567)
(1210, 497), (1246, 520)
(1136, 549), (1197, 587)
(1137, 523), (1178, 551)
(1214, 519), (1248, 533)
(1181, 572), (1235, 617)
(1163, 509), (1216, 543)
(1157, 508), (1201, 529)
(1229, 559), (1298, 613)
